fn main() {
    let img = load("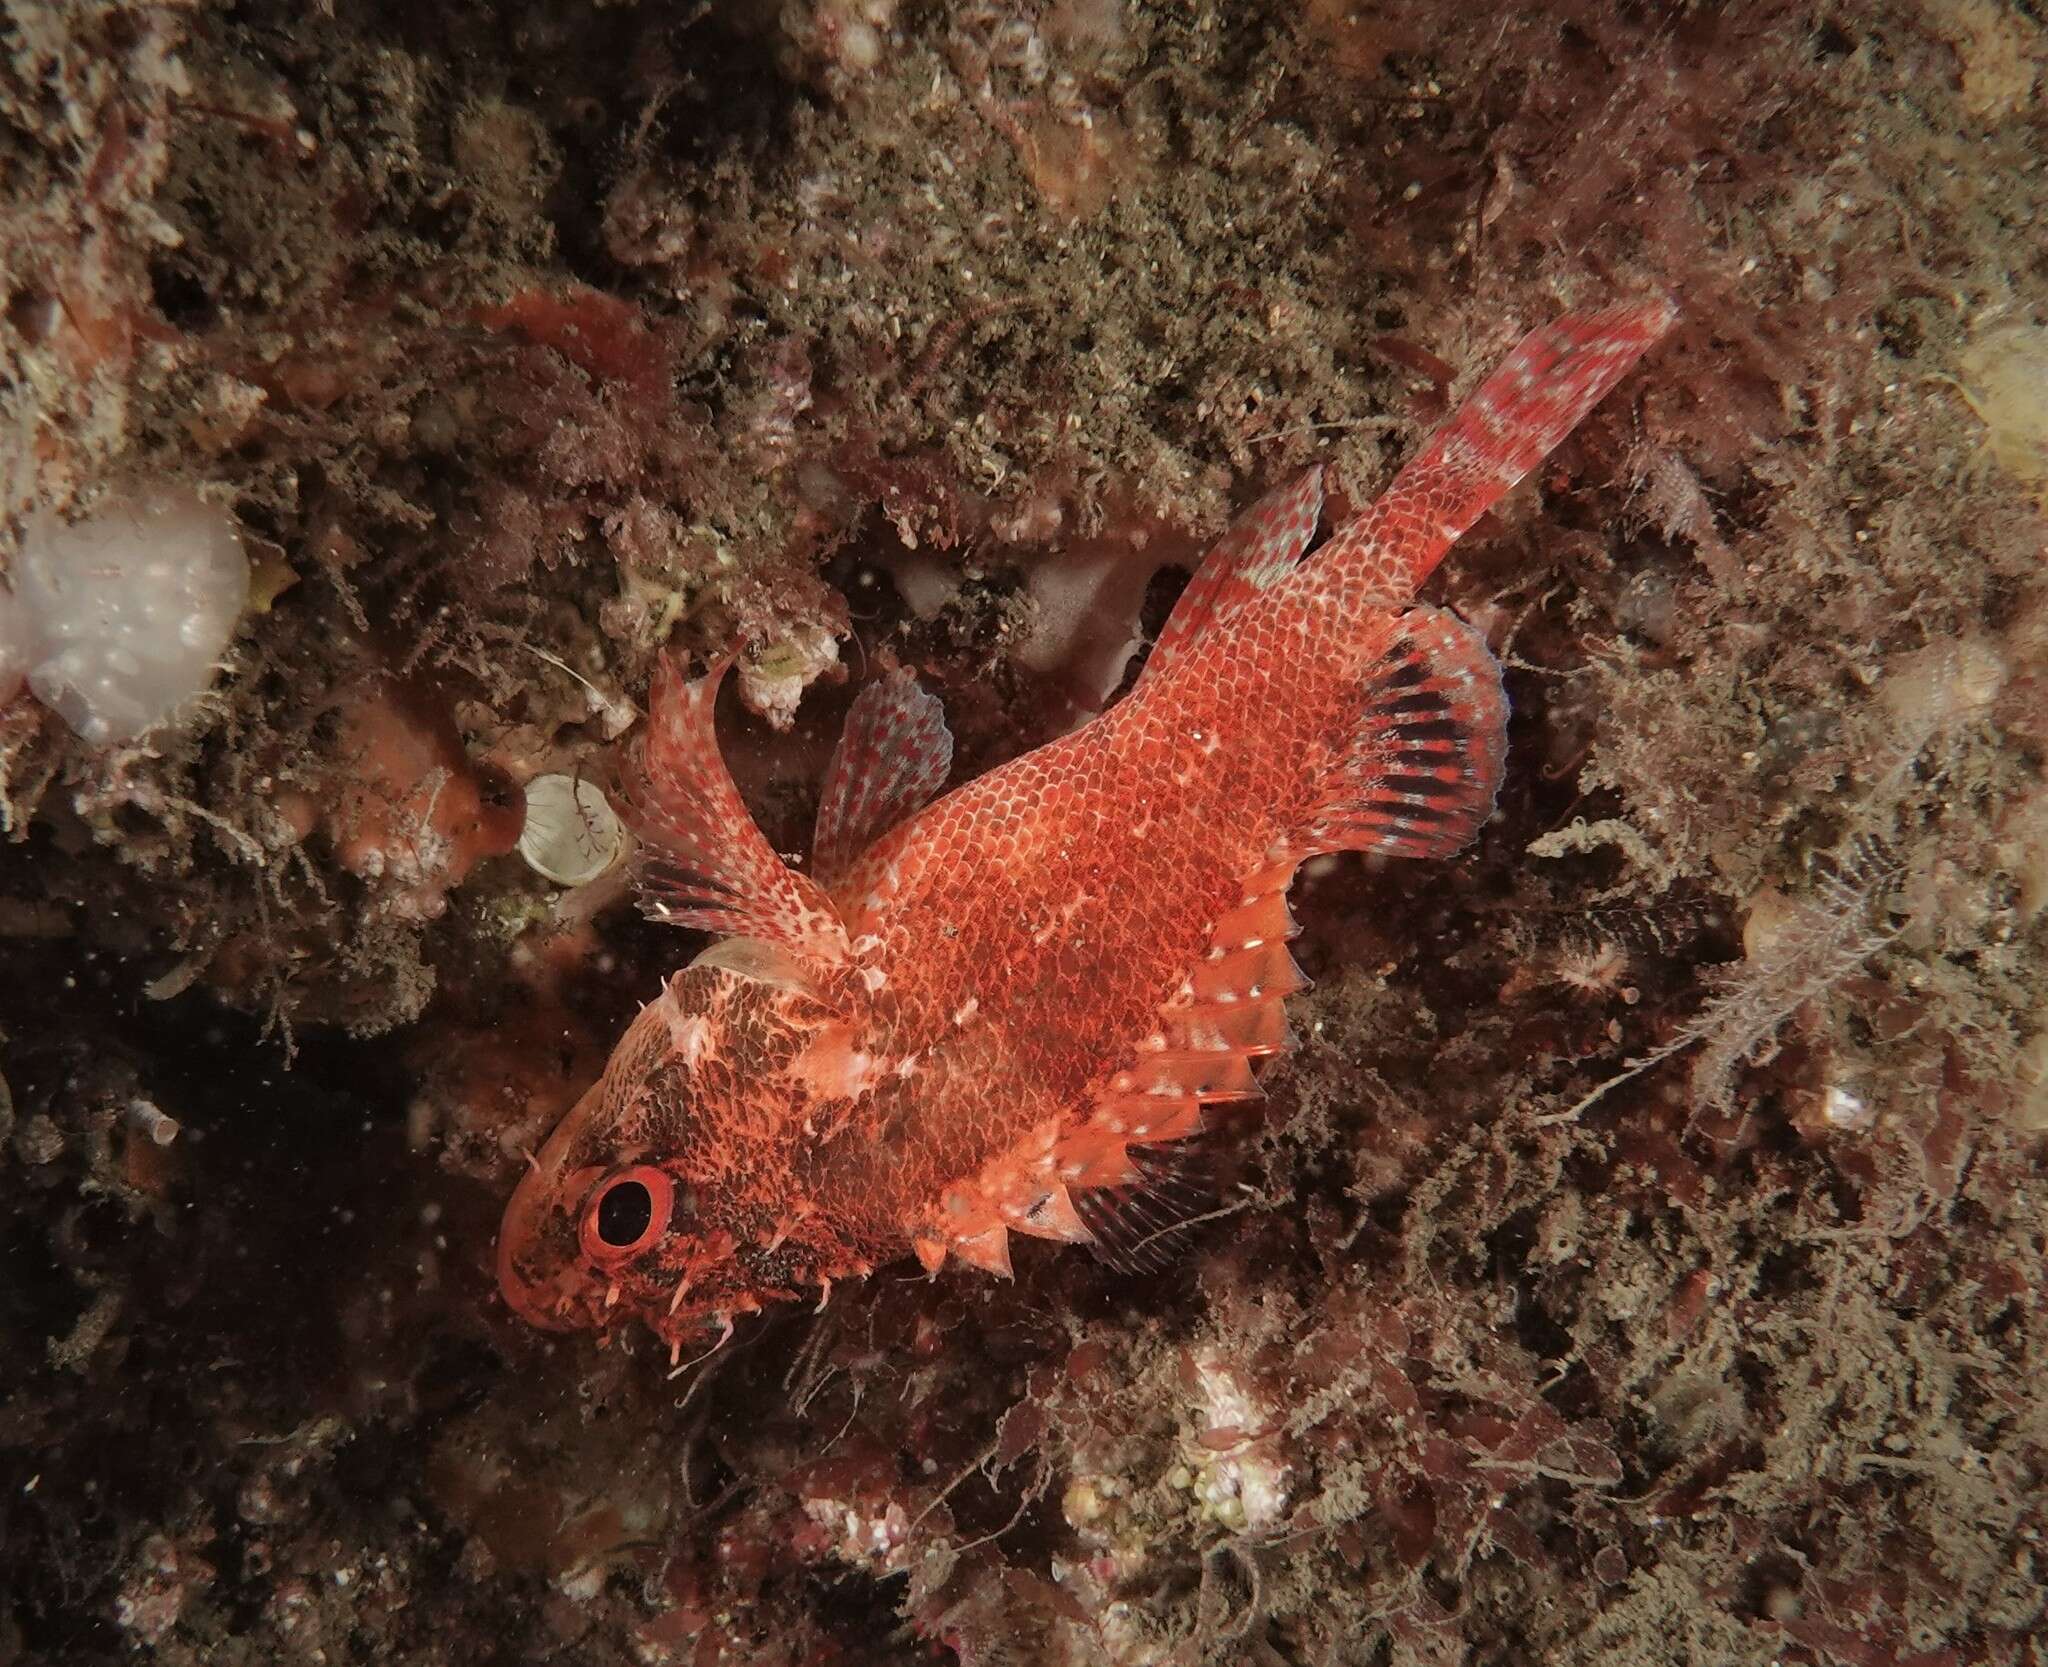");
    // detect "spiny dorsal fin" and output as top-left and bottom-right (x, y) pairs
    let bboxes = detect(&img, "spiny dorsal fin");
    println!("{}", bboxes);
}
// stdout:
(952, 1225), (1014, 1278)
(1300, 606), (1507, 862)
(813, 667), (953, 891)
(1135, 469), (1324, 688)
(624, 653), (849, 966)
(1314, 300), (1677, 604)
